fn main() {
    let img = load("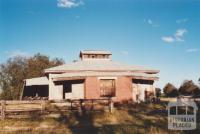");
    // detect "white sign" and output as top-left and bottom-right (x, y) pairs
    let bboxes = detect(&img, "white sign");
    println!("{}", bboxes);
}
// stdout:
(167, 98), (198, 130)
